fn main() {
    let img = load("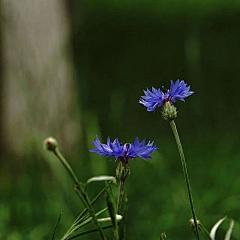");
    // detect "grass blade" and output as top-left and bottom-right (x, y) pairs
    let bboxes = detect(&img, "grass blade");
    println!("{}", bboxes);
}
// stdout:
(106, 183), (119, 240)
(225, 219), (234, 240)
(69, 207), (108, 234)
(86, 176), (116, 185)
(61, 182), (113, 240)
(67, 225), (113, 240)
(52, 211), (62, 240)
(210, 216), (227, 240)
(73, 181), (113, 225)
